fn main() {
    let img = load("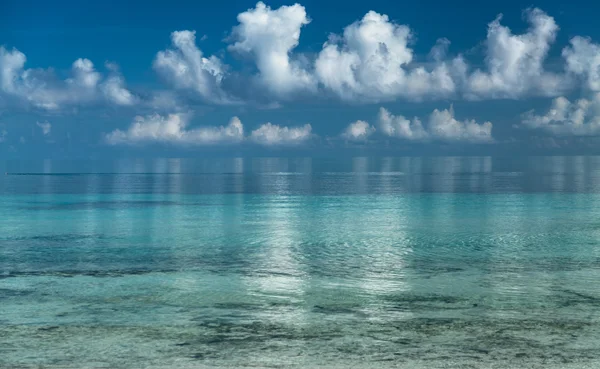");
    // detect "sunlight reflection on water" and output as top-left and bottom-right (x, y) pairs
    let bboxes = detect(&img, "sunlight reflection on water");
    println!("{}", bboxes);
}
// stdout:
(2, 157), (600, 368)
